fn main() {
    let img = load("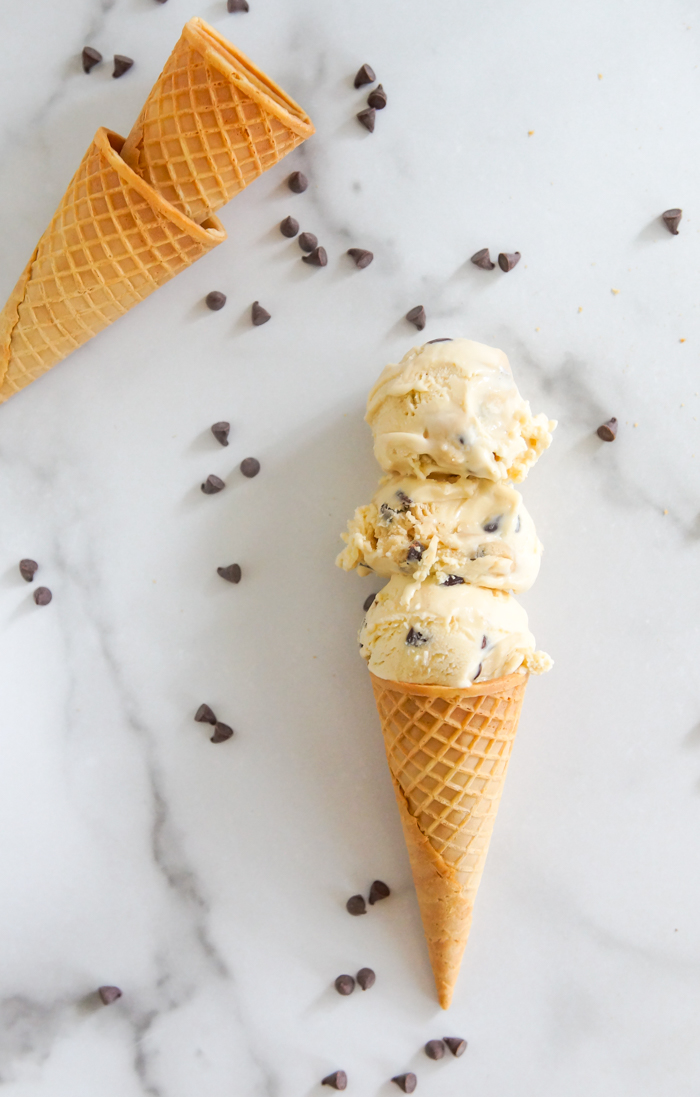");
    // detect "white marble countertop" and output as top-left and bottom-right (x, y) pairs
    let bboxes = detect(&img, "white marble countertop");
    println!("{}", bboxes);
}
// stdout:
(1, 0), (700, 1093)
